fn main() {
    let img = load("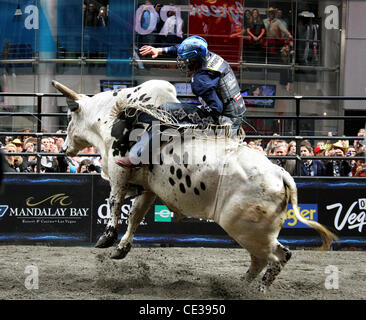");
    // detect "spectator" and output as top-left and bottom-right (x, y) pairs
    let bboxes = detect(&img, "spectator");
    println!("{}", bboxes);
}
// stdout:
(263, 7), (293, 64)
(77, 158), (98, 173)
(20, 141), (37, 172)
(352, 151), (366, 177)
(38, 138), (58, 172)
(271, 144), (295, 175)
(287, 140), (296, 155)
(346, 146), (357, 168)
(3, 143), (22, 172)
(264, 133), (279, 154)
(325, 141), (352, 176)
(314, 146), (326, 157)
(85, 2), (98, 27)
(11, 138), (23, 153)
(353, 128), (365, 150)
(300, 141), (326, 176)
(96, 6), (108, 27)
(246, 9), (266, 63)
(315, 140), (326, 150)
(229, 9), (252, 61)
